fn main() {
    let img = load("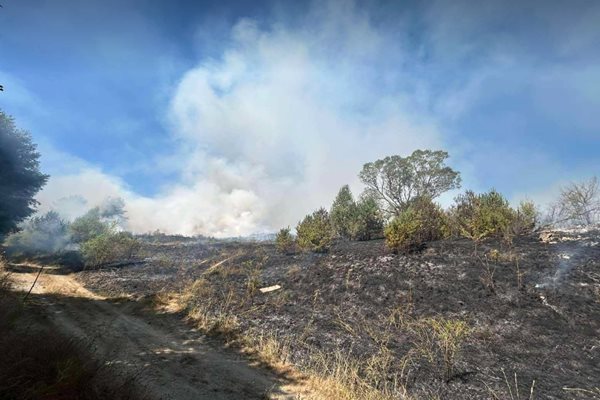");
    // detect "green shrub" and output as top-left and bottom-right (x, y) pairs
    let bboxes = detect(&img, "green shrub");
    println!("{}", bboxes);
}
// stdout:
(448, 190), (514, 242)
(349, 194), (384, 241)
(80, 231), (141, 268)
(275, 227), (295, 254)
(385, 197), (447, 253)
(511, 200), (538, 235)
(69, 209), (111, 244)
(296, 208), (334, 253)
